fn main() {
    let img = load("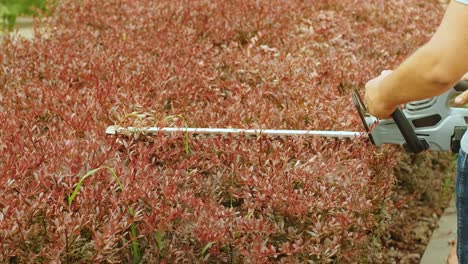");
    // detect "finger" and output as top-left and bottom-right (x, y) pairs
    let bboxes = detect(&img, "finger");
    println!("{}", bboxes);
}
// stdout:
(455, 90), (468, 105)
(462, 72), (468, 81)
(380, 70), (393, 77)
